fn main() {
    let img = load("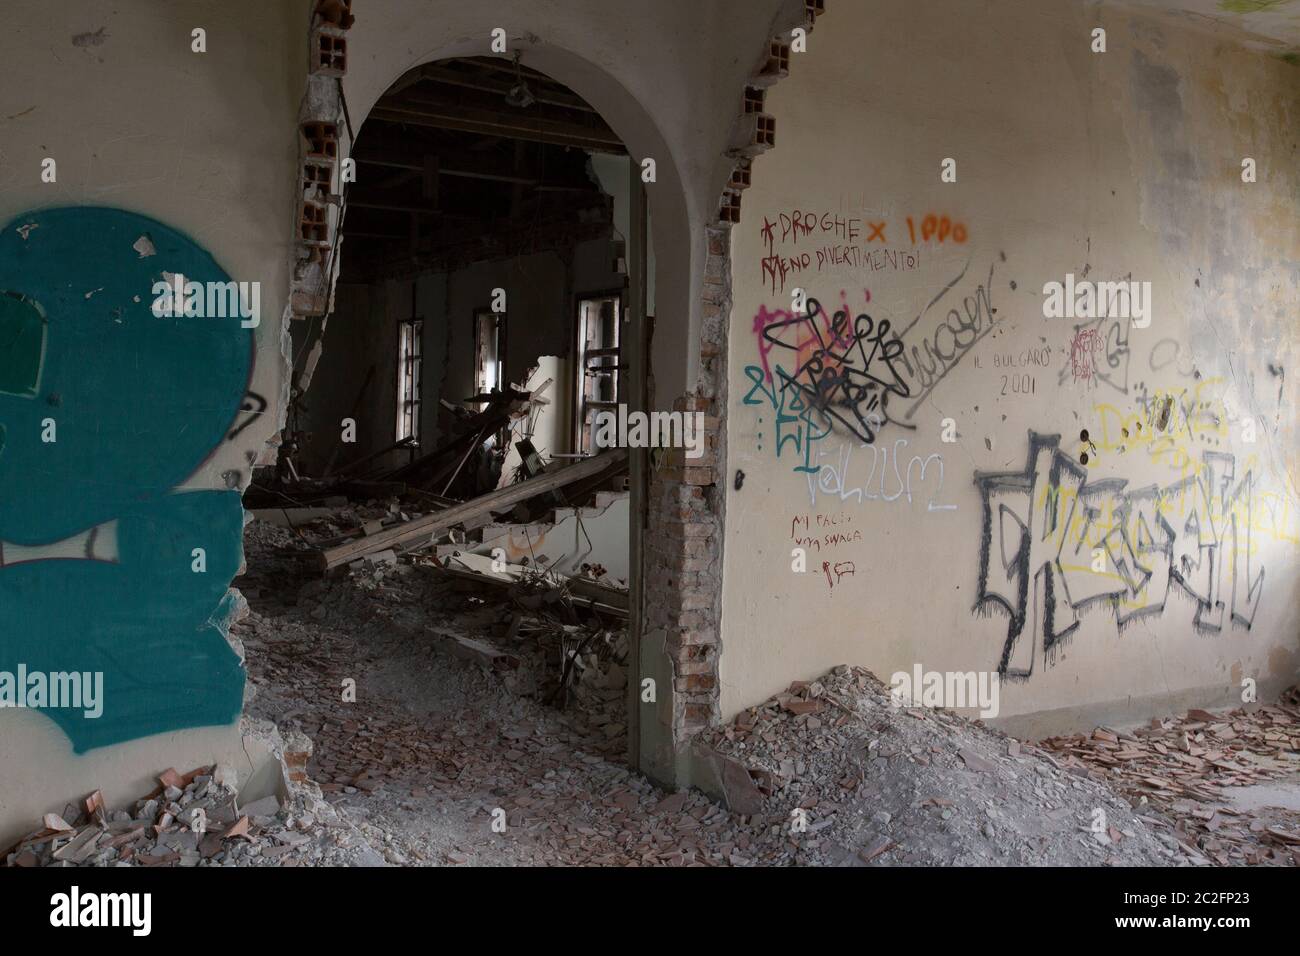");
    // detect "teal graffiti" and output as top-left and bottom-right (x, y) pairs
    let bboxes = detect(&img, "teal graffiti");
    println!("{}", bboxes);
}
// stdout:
(743, 363), (832, 474)
(0, 207), (253, 752)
